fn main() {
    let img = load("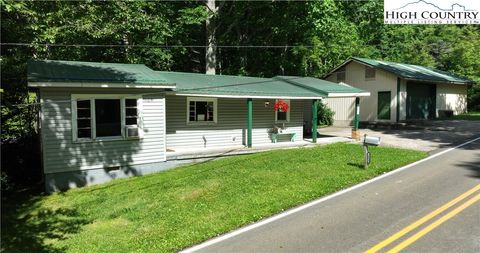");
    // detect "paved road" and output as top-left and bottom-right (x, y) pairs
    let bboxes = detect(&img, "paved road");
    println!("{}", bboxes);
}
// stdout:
(188, 137), (480, 253)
